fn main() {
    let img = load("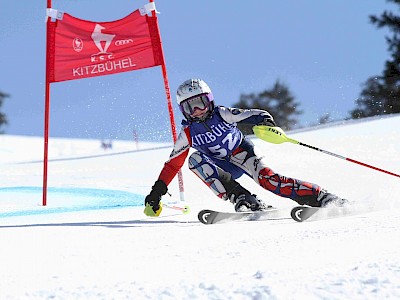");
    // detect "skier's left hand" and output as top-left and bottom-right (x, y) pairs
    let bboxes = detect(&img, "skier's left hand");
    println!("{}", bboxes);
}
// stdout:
(259, 117), (276, 127)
